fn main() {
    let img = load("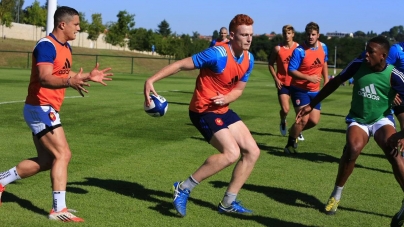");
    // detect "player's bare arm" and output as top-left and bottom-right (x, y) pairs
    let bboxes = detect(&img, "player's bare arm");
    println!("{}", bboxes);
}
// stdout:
(268, 46), (282, 89)
(144, 57), (196, 106)
(210, 81), (246, 106)
(322, 62), (329, 86)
